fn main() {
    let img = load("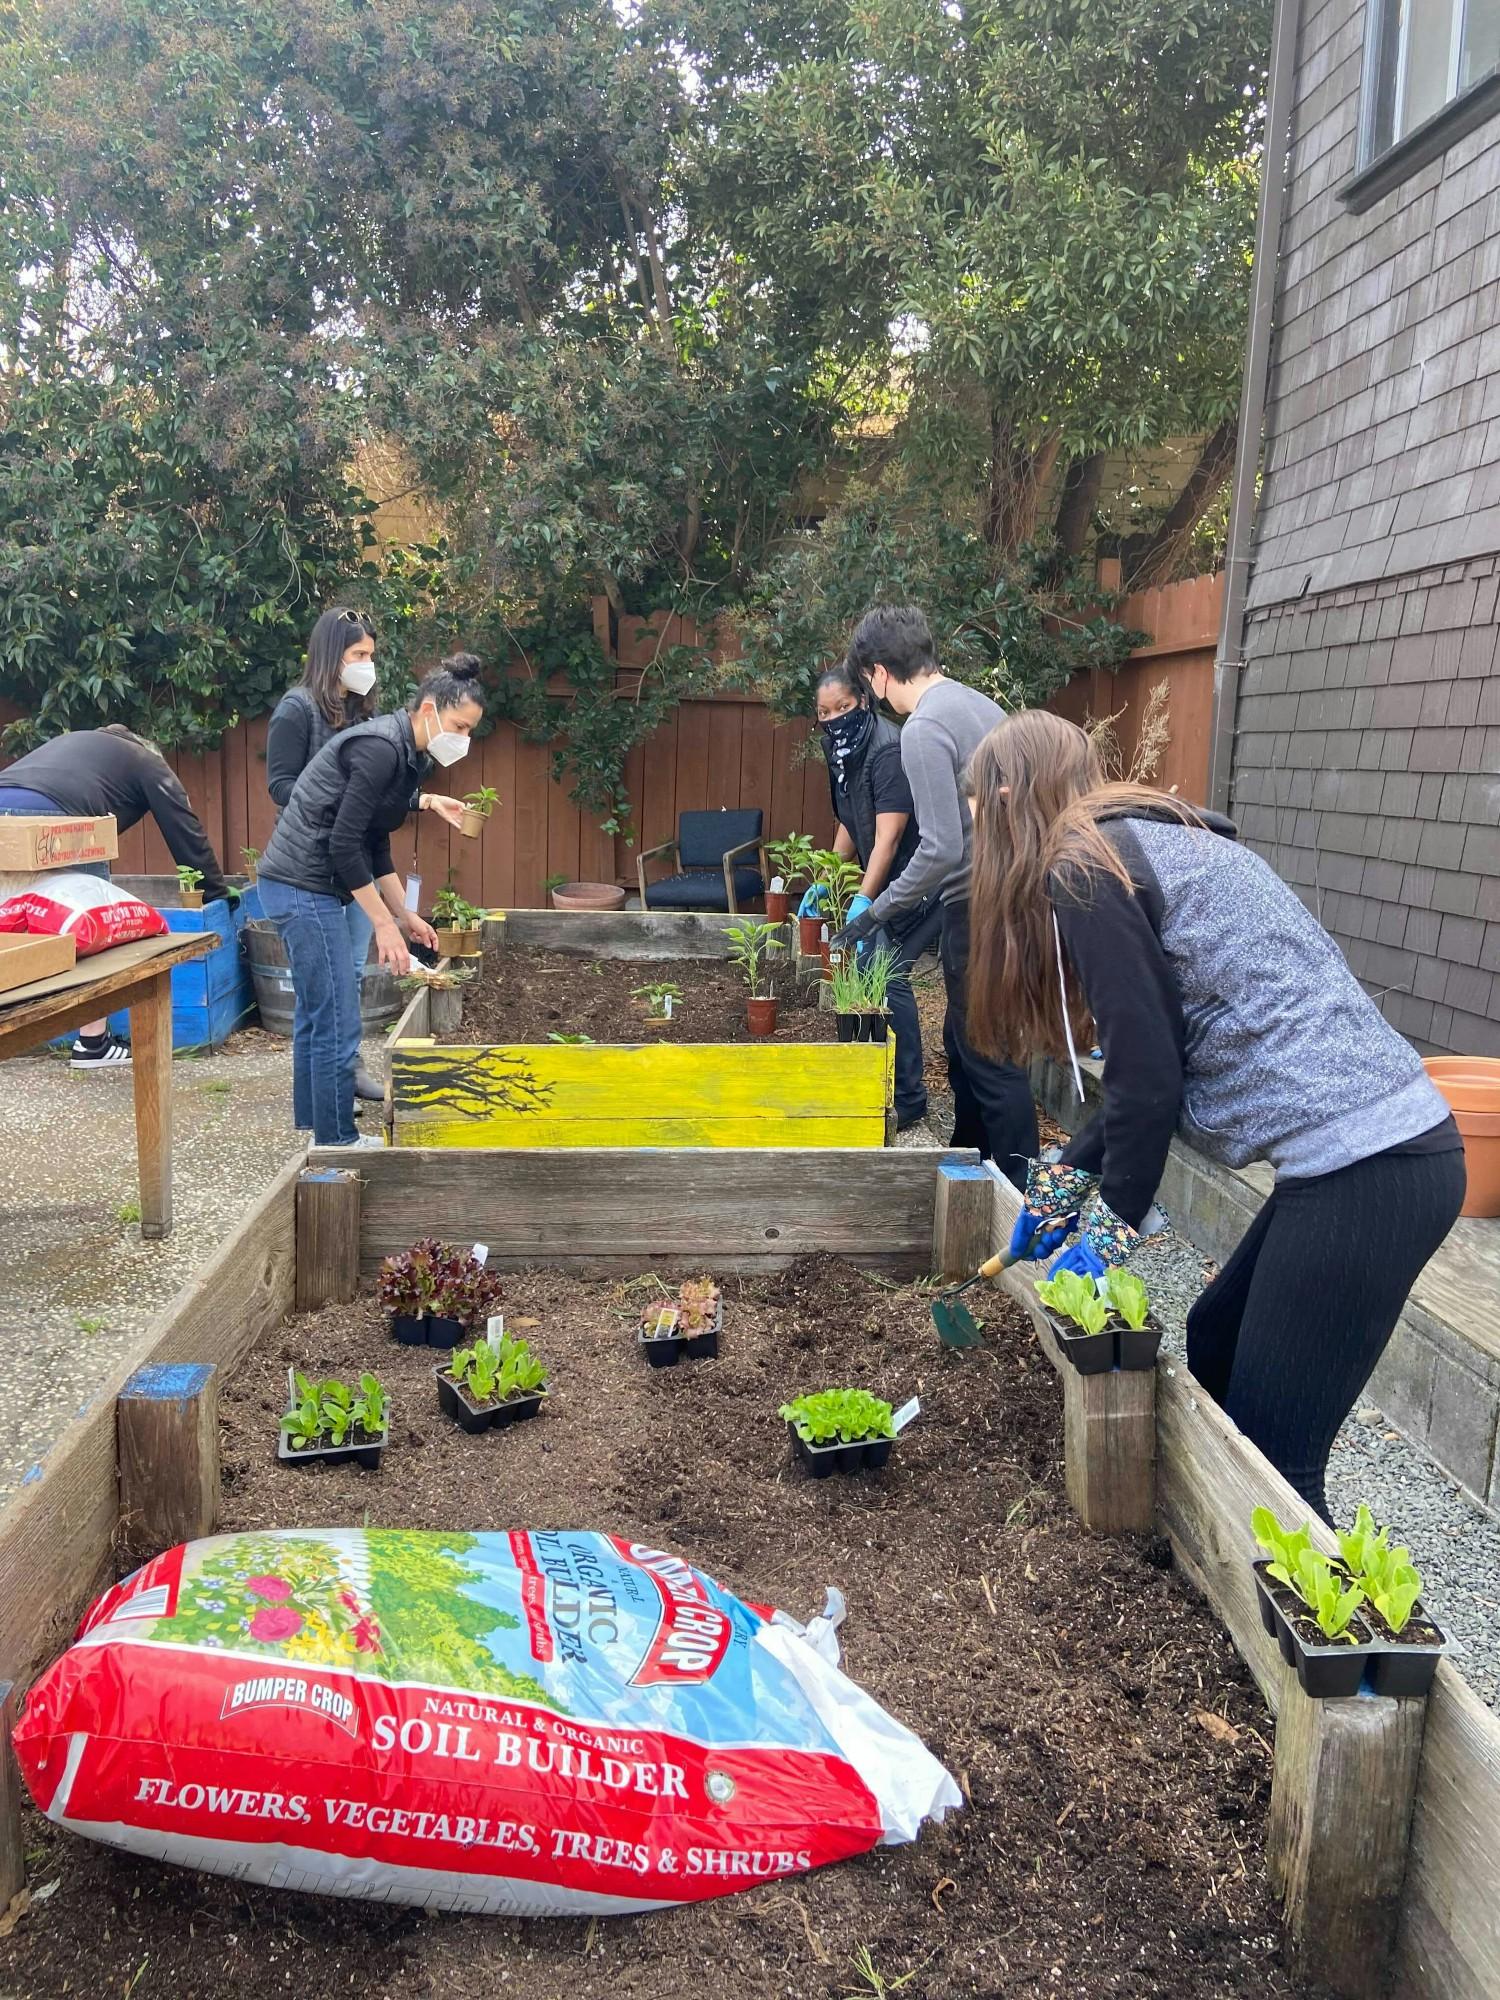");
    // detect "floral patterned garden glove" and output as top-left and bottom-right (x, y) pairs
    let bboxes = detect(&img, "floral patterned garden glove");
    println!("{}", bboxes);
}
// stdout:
(1049, 1188), (1142, 1280)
